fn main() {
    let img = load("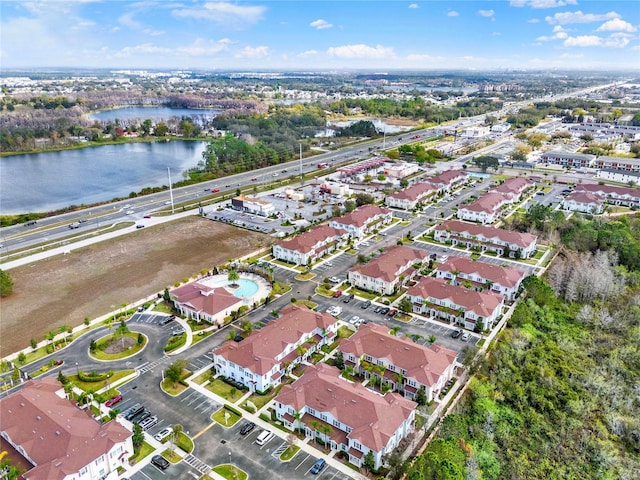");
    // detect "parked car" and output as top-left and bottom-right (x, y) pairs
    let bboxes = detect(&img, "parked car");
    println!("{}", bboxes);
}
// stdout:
(349, 316), (360, 325)
(387, 309), (398, 317)
(373, 306), (382, 314)
(380, 307), (390, 315)
(451, 329), (463, 339)
(151, 455), (170, 470)
(139, 415), (158, 431)
(105, 394), (123, 408)
(310, 458), (326, 474)
(342, 293), (355, 303)
(123, 403), (143, 420)
(159, 316), (173, 325)
(332, 290), (343, 298)
(131, 409), (151, 424)
(461, 332), (472, 342)
(328, 276), (341, 284)
(240, 421), (256, 435)
(171, 327), (185, 336)
(255, 429), (275, 445)
(361, 300), (371, 309)
(154, 427), (173, 442)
